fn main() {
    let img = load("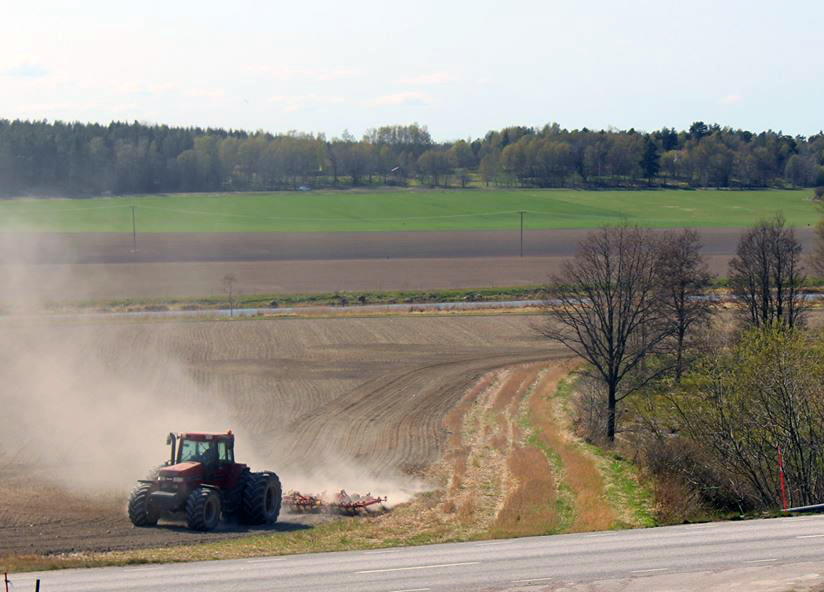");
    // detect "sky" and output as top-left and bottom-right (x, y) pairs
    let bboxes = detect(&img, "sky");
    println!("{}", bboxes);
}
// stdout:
(1, 0), (823, 141)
